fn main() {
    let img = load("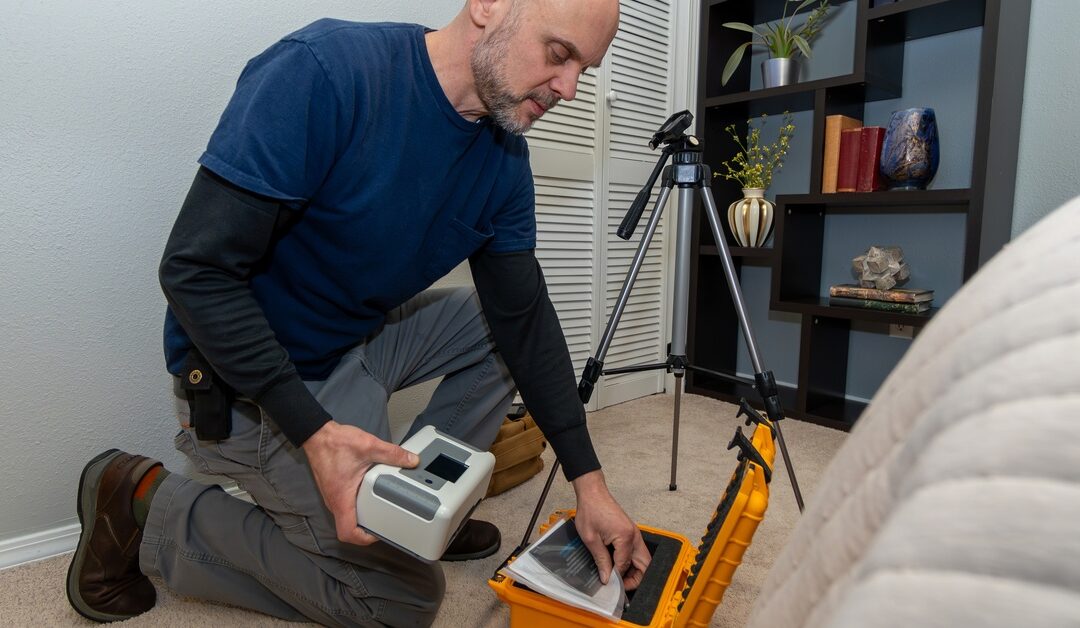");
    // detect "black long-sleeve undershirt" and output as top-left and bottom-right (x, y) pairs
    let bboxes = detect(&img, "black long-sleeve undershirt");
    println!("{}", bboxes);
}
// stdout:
(160, 167), (600, 480)
(160, 167), (332, 445)
(469, 249), (600, 480)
